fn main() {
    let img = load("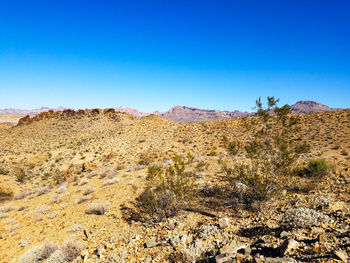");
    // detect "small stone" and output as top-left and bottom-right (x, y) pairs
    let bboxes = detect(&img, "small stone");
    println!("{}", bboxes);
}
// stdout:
(220, 240), (247, 254)
(95, 244), (106, 258)
(169, 235), (181, 247)
(277, 239), (299, 256)
(244, 246), (252, 255)
(144, 256), (152, 263)
(334, 250), (348, 262)
(180, 234), (187, 244)
(19, 240), (29, 248)
(145, 239), (157, 248)
(219, 217), (230, 229)
(280, 231), (291, 238)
